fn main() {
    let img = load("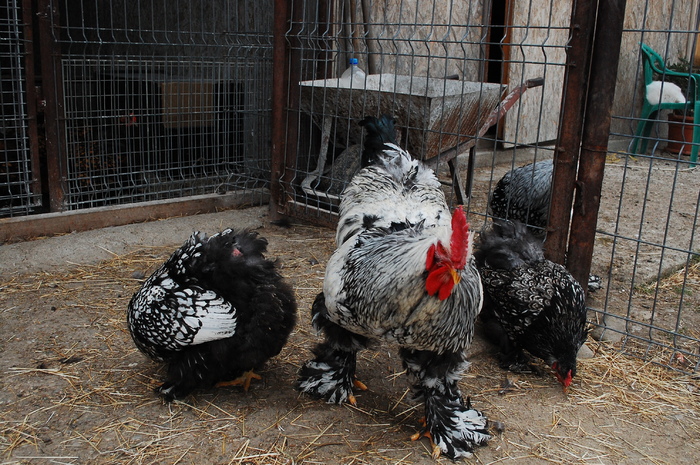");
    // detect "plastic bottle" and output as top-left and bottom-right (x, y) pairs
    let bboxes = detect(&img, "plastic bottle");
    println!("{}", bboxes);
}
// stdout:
(340, 58), (366, 87)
